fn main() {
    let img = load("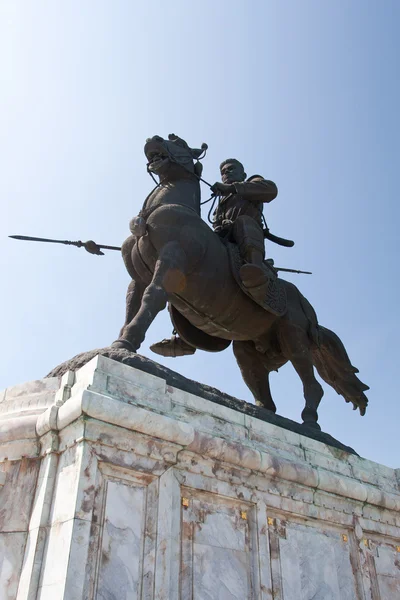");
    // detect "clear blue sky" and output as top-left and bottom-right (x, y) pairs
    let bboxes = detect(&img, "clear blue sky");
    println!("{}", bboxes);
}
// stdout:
(1, 1), (399, 468)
